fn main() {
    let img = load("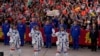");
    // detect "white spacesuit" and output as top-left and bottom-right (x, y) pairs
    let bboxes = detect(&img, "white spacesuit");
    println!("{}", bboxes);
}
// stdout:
(29, 29), (44, 56)
(7, 28), (21, 56)
(52, 30), (69, 56)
